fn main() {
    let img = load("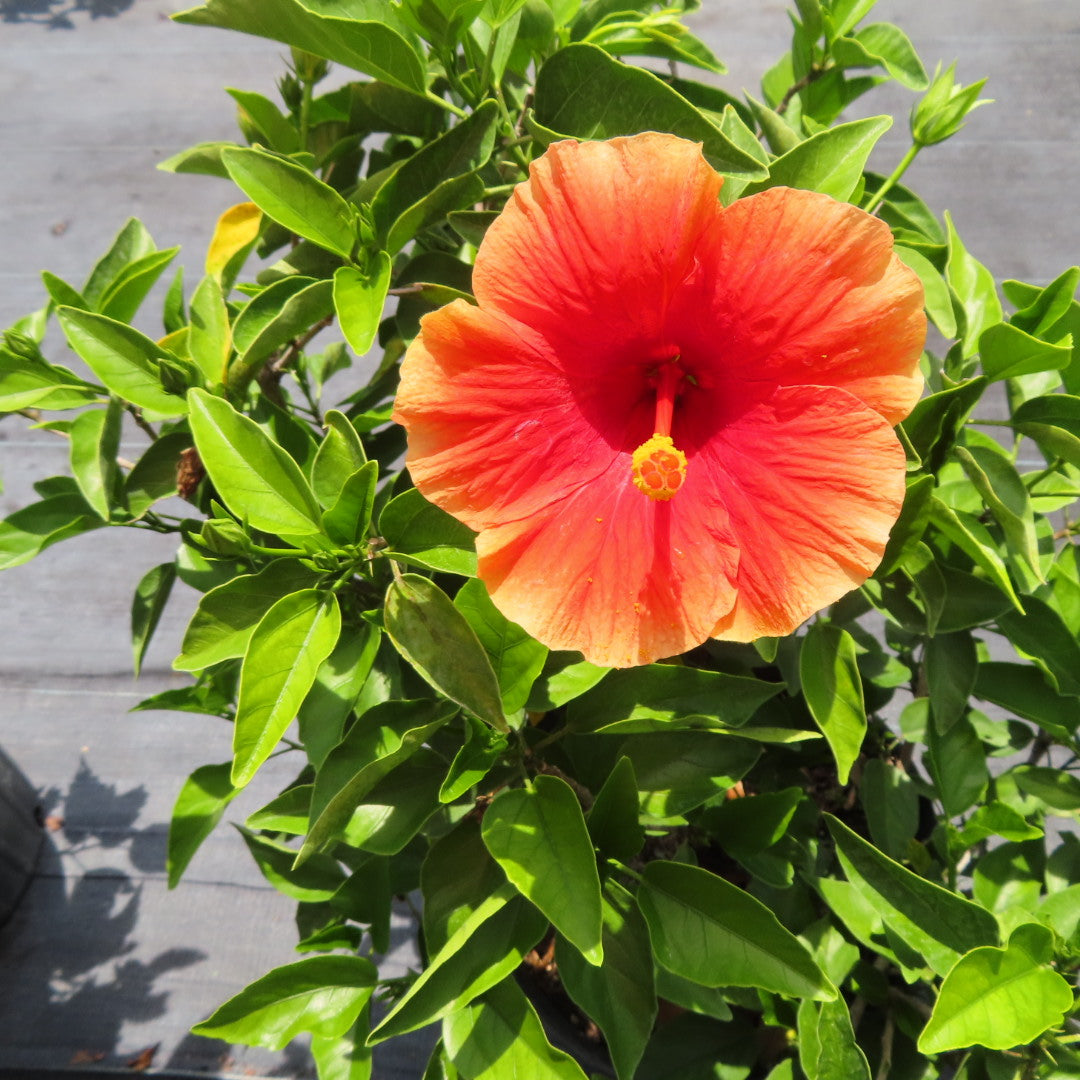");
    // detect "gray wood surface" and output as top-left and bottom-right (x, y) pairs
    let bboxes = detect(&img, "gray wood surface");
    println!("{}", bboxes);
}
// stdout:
(0, 0), (1077, 1075)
